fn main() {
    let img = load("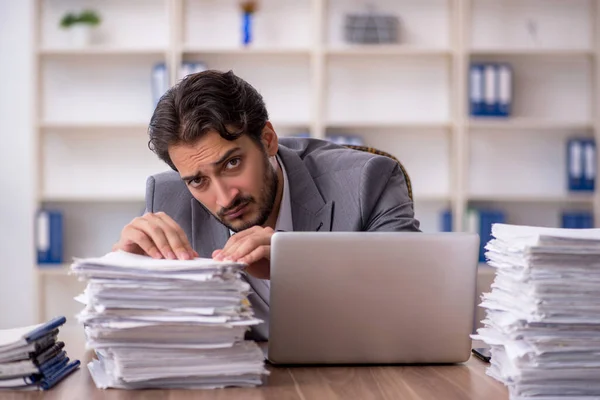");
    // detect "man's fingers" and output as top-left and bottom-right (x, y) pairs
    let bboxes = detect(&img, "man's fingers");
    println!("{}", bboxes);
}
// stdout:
(113, 241), (145, 256)
(123, 227), (162, 259)
(220, 226), (261, 254)
(147, 216), (191, 260)
(218, 227), (273, 260)
(154, 212), (198, 258)
(131, 217), (176, 259)
(116, 213), (198, 260)
(228, 236), (271, 262)
(239, 245), (271, 265)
